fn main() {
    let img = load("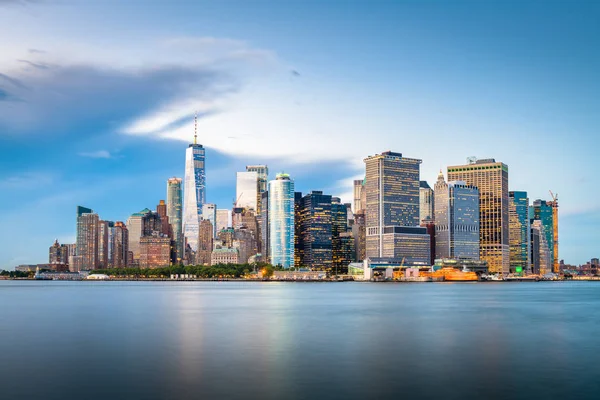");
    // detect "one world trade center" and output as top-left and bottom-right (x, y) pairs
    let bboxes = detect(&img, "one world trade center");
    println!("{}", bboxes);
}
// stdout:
(183, 114), (206, 252)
